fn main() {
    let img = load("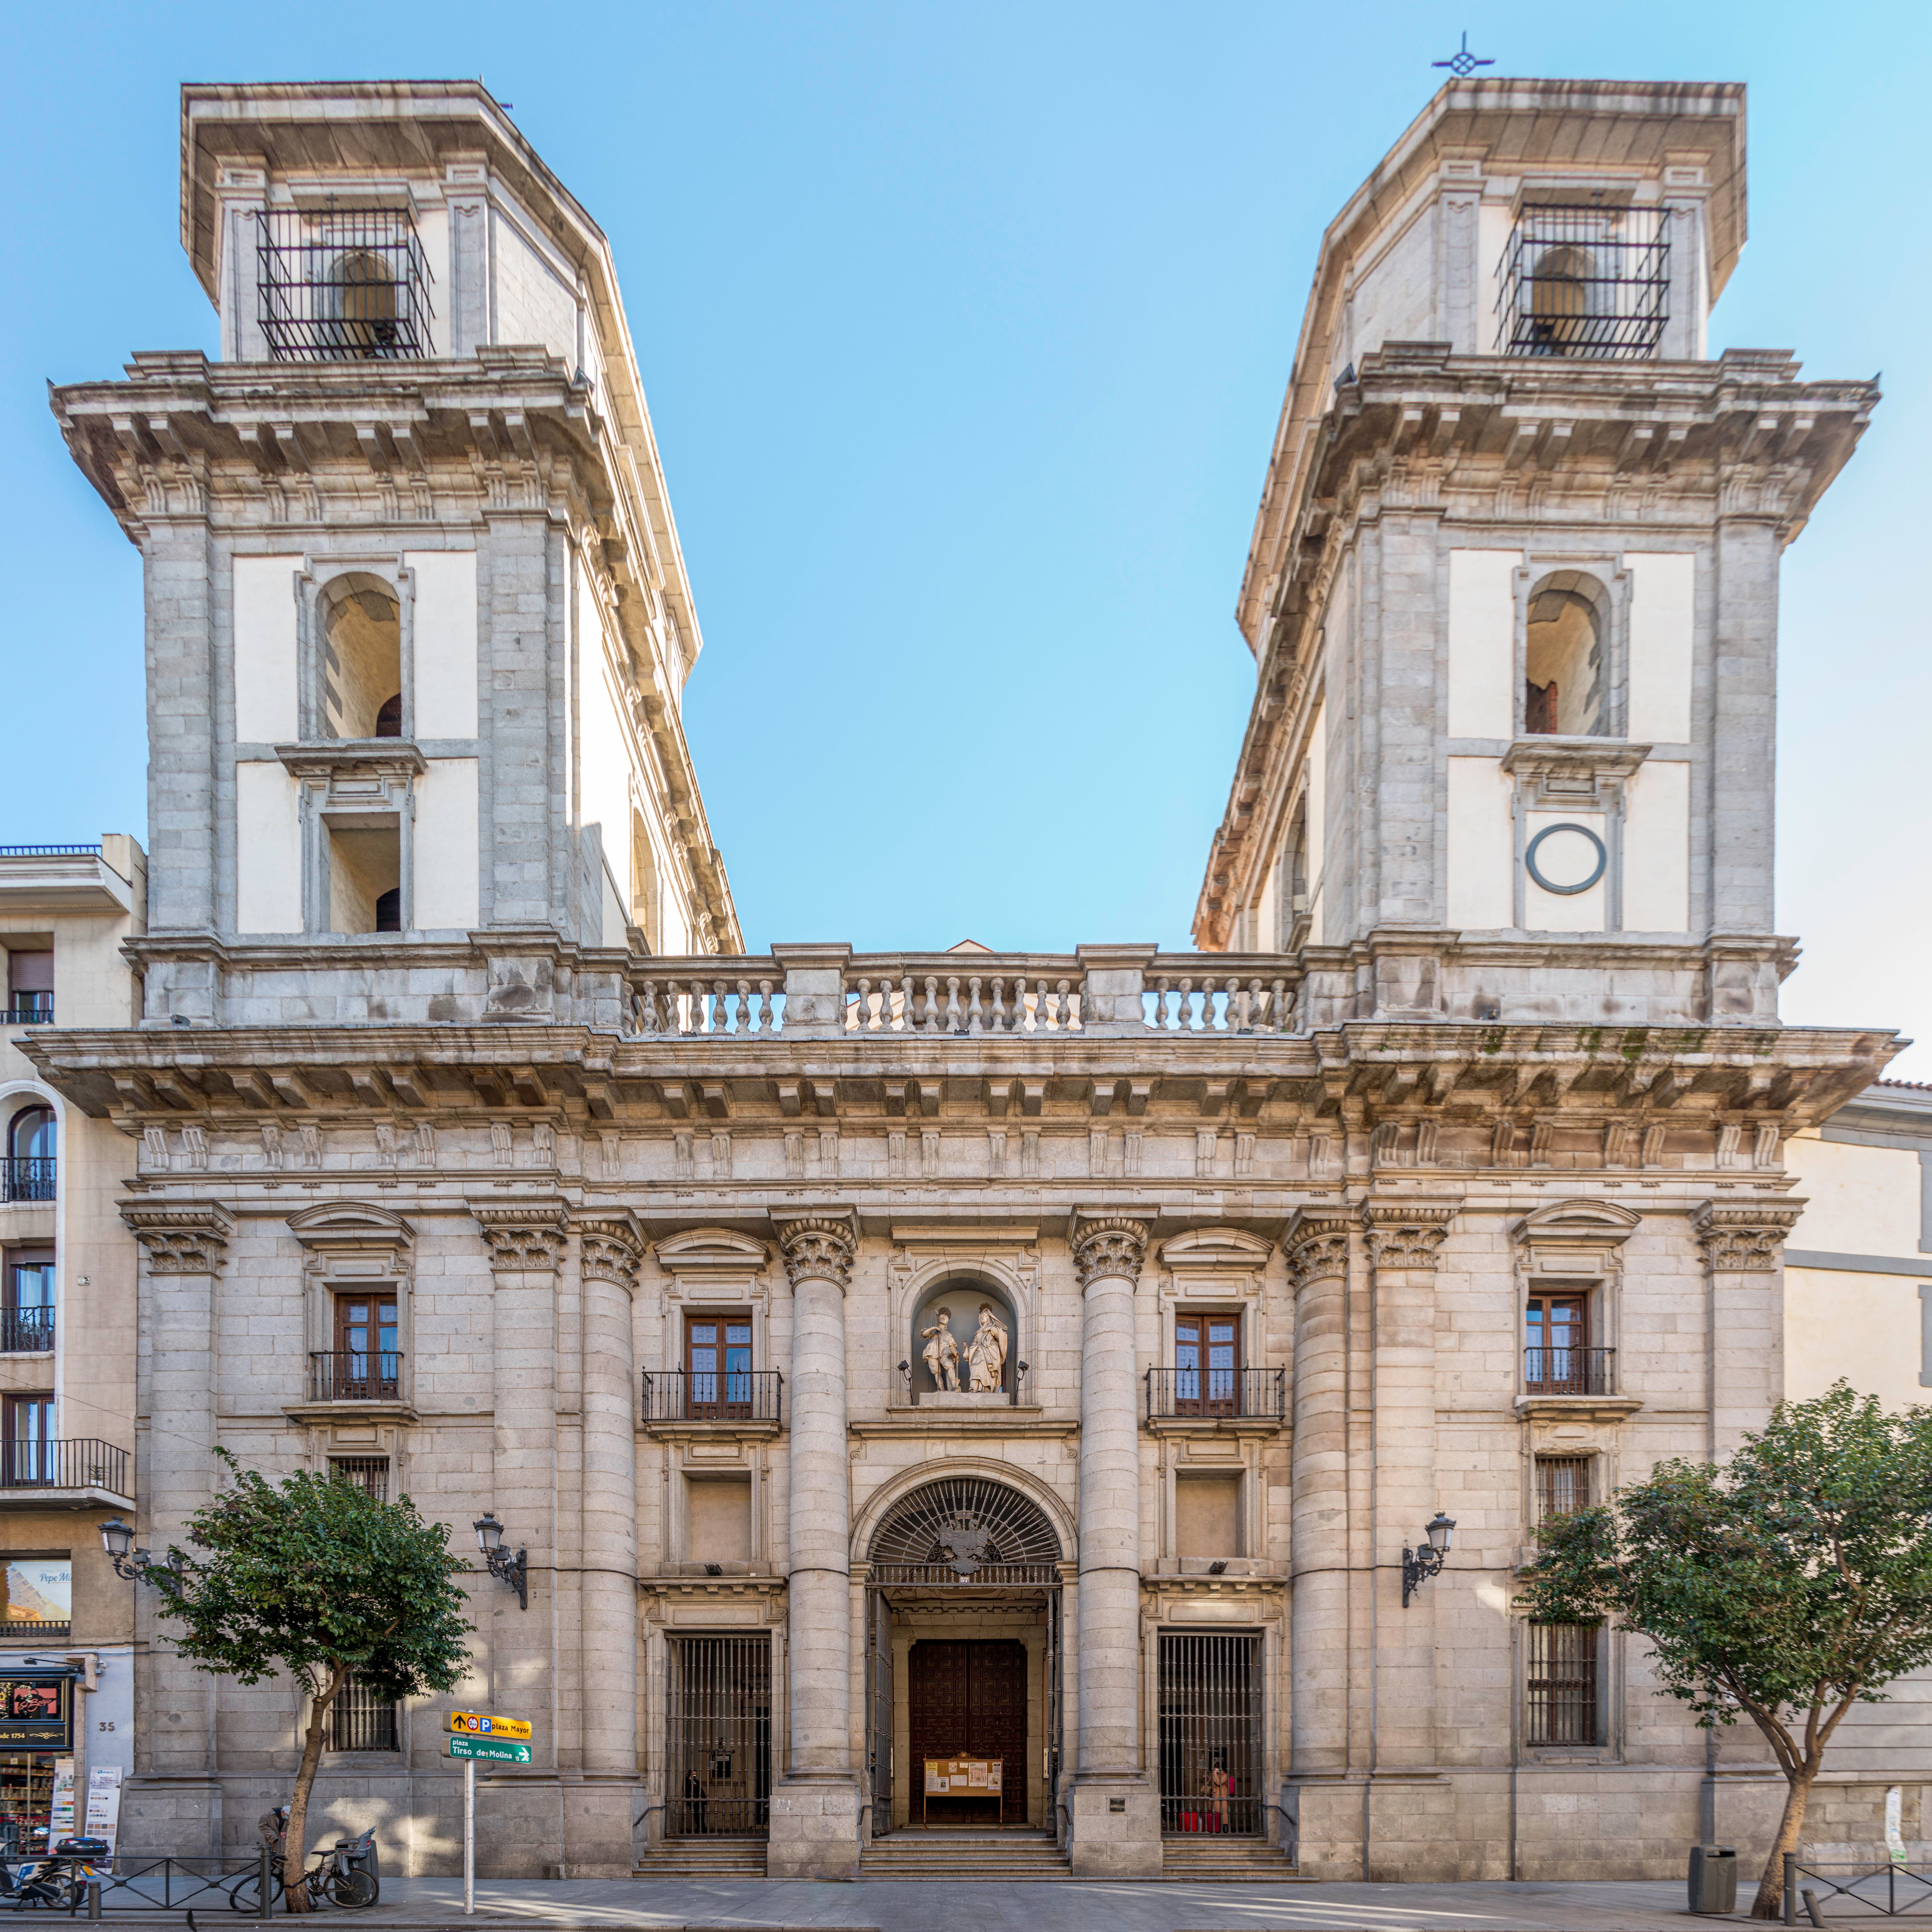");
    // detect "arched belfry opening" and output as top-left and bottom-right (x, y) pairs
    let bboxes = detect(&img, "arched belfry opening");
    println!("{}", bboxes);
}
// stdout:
(862, 1475), (1065, 1841)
